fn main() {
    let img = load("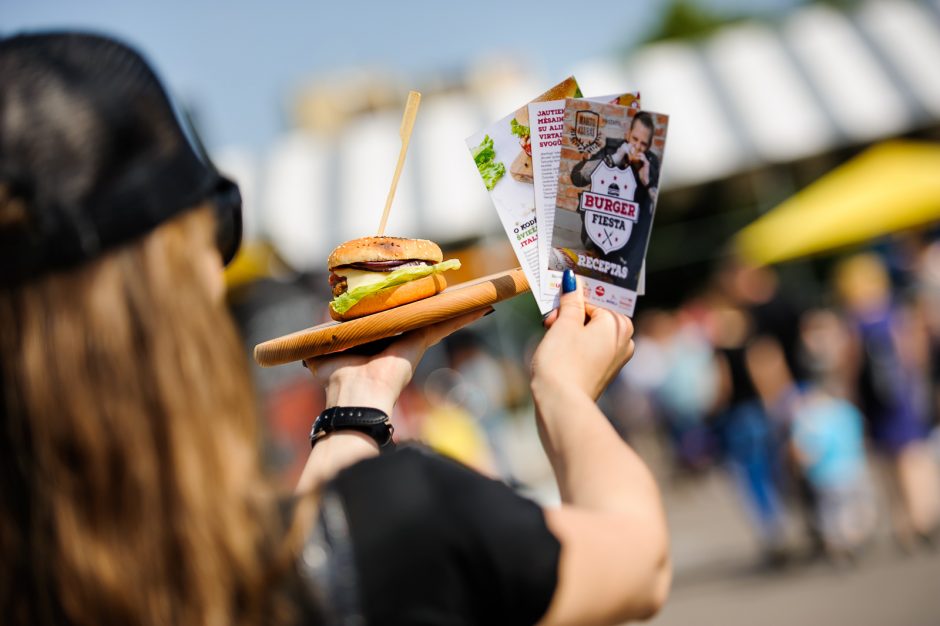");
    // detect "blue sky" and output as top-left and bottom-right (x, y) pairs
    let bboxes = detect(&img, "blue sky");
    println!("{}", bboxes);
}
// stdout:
(4, 0), (798, 151)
